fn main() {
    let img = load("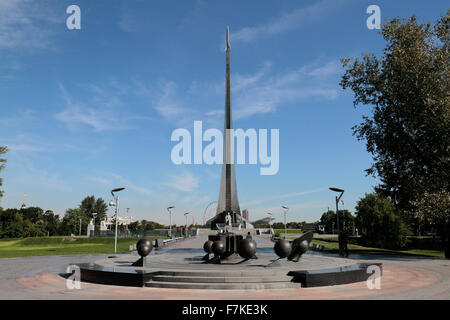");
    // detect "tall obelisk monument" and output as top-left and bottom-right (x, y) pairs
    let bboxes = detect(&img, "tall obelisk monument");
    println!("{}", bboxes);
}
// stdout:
(215, 27), (241, 225)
